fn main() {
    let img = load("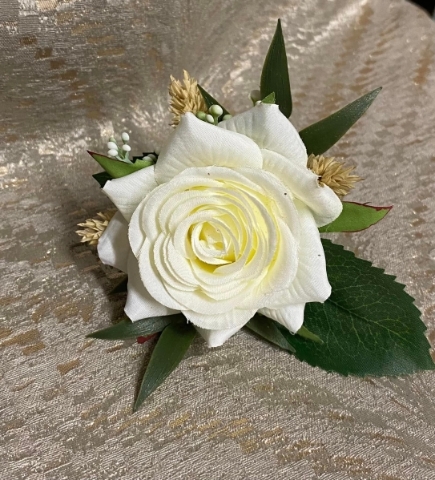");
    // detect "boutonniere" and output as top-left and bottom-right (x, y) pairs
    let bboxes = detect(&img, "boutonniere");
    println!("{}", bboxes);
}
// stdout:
(77, 20), (434, 412)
